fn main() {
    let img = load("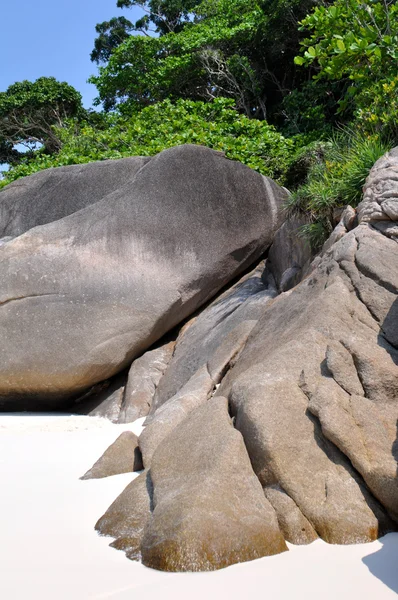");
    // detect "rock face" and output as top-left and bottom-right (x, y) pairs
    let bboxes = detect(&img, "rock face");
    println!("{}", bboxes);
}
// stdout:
(263, 484), (318, 544)
(98, 398), (287, 571)
(2, 144), (398, 573)
(81, 431), (142, 480)
(118, 340), (175, 423)
(96, 470), (153, 561)
(150, 261), (277, 415)
(0, 145), (286, 409)
(358, 146), (398, 226)
(141, 398), (287, 571)
(0, 157), (149, 239)
(267, 215), (312, 292)
(216, 227), (397, 537)
(215, 161), (398, 536)
(140, 262), (277, 467)
(96, 148), (397, 571)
